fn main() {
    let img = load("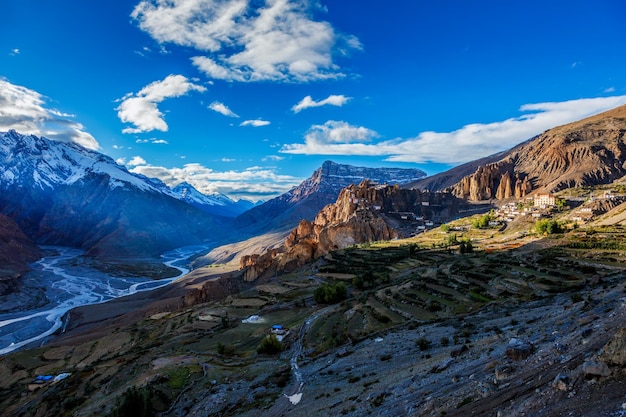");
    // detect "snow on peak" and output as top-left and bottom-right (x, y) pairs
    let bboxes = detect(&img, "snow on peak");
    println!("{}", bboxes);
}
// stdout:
(171, 181), (234, 207)
(0, 130), (173, 195)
